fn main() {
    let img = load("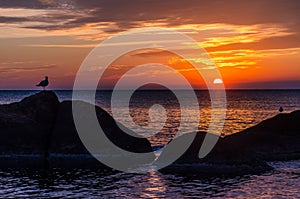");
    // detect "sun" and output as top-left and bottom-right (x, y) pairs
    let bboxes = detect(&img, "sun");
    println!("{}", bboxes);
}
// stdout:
(213, 78), (223, 84)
